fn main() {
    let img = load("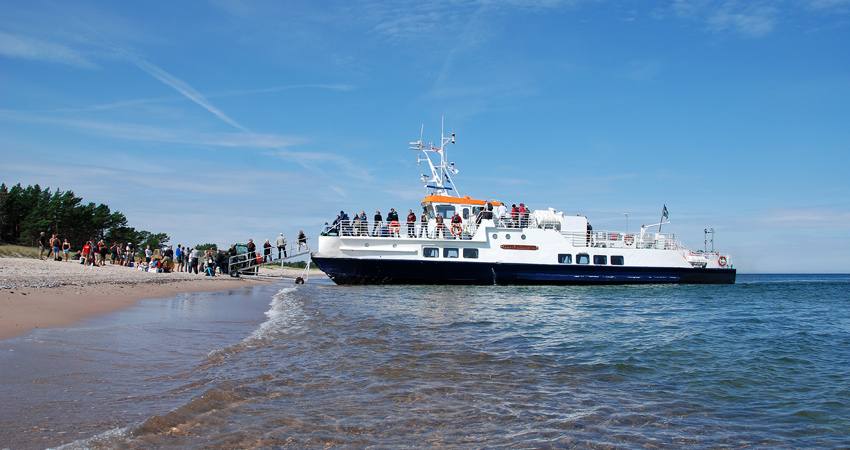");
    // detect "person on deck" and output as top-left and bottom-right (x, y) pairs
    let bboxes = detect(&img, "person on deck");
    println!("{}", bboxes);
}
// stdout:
(451, 212), (463, 239)
(263, 239), (272, 262)
(435, 214), (446, 239)
(407, 209), (417, 238)
(373, 210), (383, 237)
(419, 210), (429, 238)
